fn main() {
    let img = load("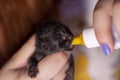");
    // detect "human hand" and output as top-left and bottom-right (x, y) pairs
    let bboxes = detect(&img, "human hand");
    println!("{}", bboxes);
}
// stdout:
(93, 0), (120, 55)
(0, 35), (70, 80)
